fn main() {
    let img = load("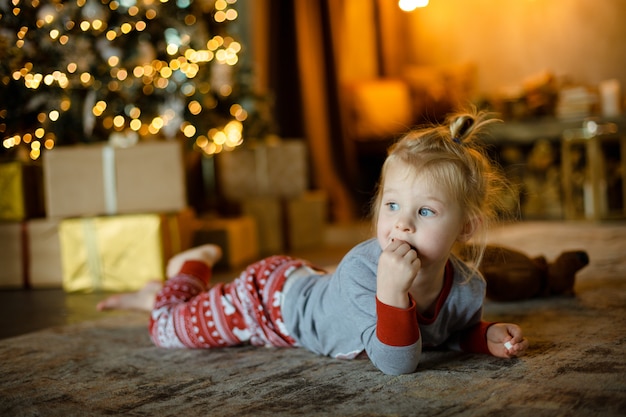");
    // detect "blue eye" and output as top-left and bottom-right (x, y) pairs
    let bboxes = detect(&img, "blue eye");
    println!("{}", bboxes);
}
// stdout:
(419, 207), (435, 217)
(386, 202), (399, 211)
